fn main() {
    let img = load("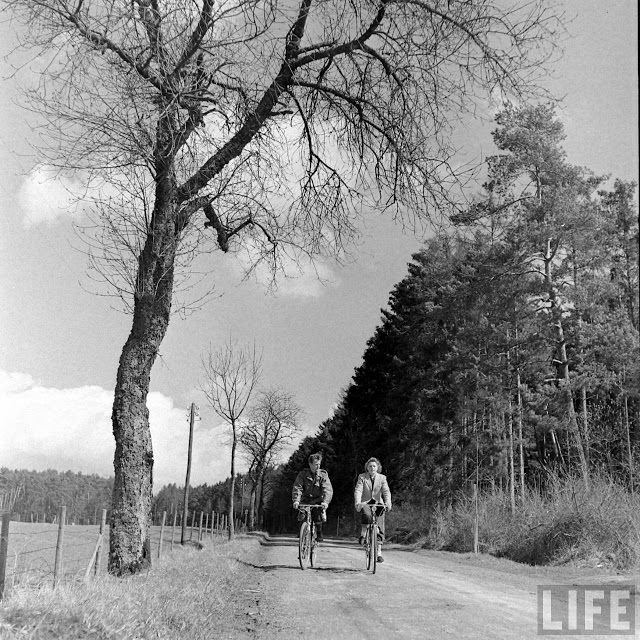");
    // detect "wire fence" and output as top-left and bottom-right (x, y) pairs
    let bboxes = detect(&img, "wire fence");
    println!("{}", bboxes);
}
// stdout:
(0, 508), (248, 600)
